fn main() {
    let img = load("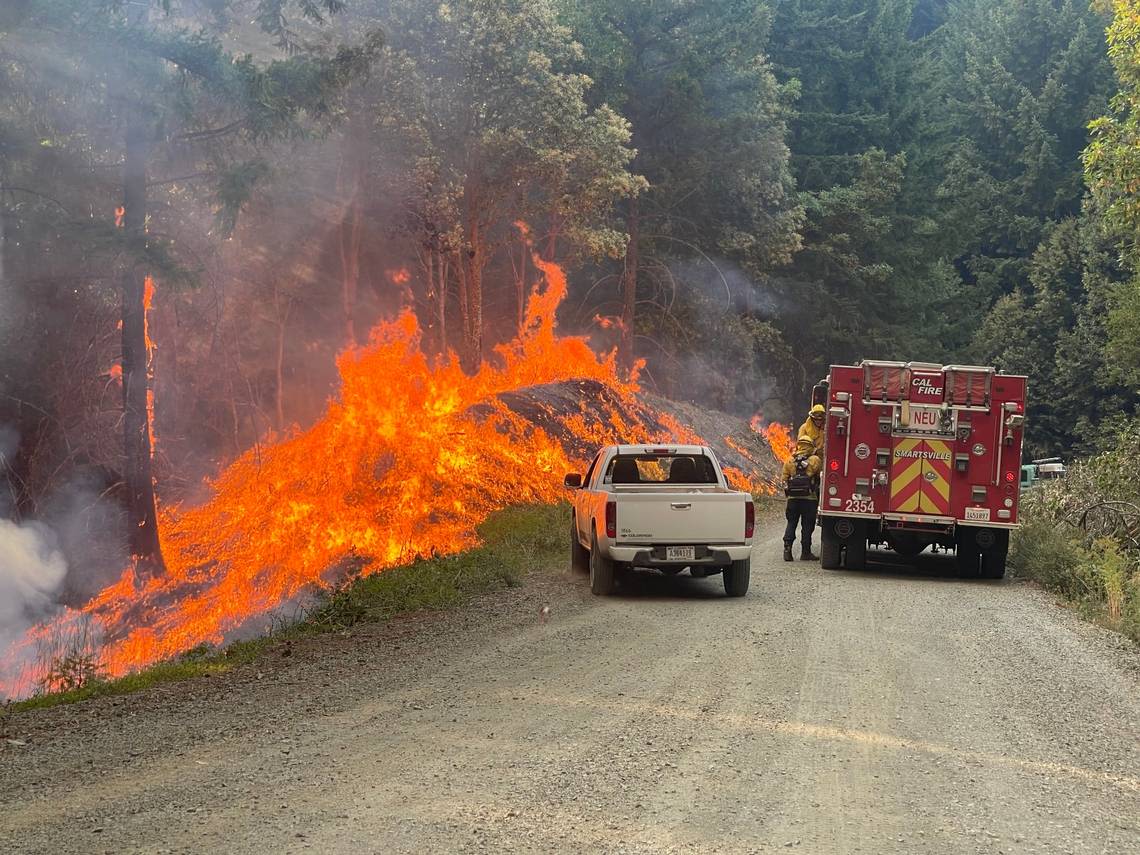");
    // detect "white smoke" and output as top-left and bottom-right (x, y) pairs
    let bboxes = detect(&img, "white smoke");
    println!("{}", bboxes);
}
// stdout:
(0, 519), (69, 700)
